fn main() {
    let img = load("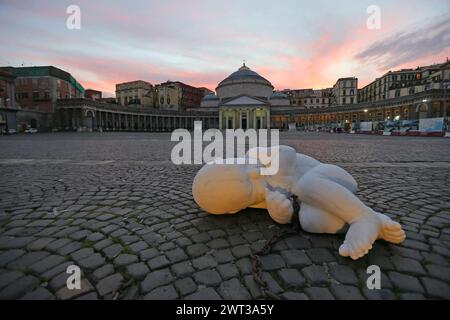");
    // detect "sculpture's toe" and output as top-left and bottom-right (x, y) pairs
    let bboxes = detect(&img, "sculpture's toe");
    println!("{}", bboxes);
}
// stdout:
(339, 242), (351, 257)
